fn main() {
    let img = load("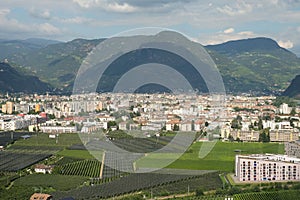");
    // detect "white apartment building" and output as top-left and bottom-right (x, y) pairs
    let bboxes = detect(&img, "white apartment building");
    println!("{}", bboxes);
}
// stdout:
(235, 154), (300, 182)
